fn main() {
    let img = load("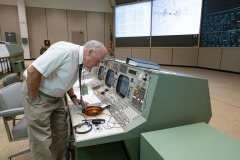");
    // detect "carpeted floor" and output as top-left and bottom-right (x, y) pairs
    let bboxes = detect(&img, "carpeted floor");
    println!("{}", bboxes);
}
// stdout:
(0, 118), (31, 159)
(160, 66), (240, 141)
(0, 61), (239, 159)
